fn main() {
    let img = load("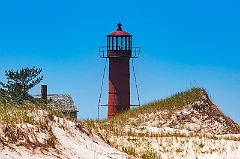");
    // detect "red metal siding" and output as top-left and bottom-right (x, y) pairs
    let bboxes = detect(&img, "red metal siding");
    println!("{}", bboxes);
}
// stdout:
(108, 57), (130, 118)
